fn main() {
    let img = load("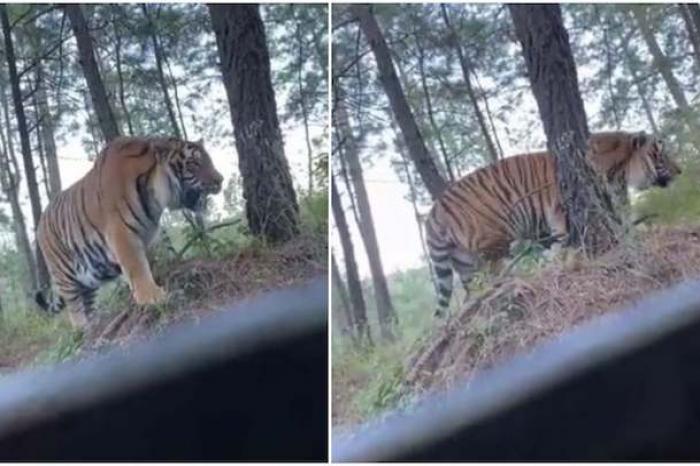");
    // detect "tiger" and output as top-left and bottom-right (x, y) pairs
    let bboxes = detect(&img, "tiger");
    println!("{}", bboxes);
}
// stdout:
(35, 136), (224, 327)
(426, 131), (681, 317)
